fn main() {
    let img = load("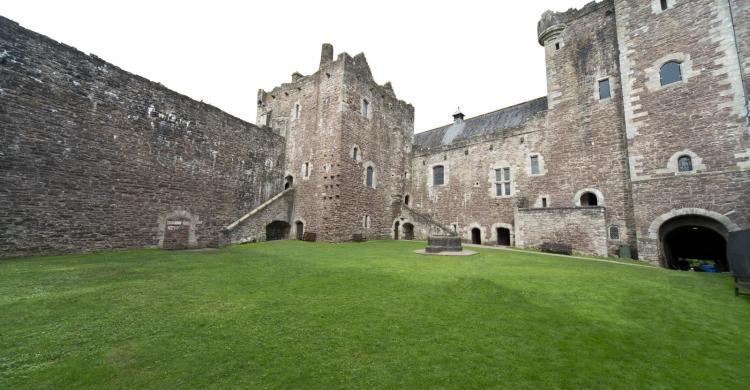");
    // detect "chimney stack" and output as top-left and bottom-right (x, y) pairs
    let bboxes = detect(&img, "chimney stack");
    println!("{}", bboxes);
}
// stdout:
(453, 108), (465, 124)
(320, 43), (334, 67)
